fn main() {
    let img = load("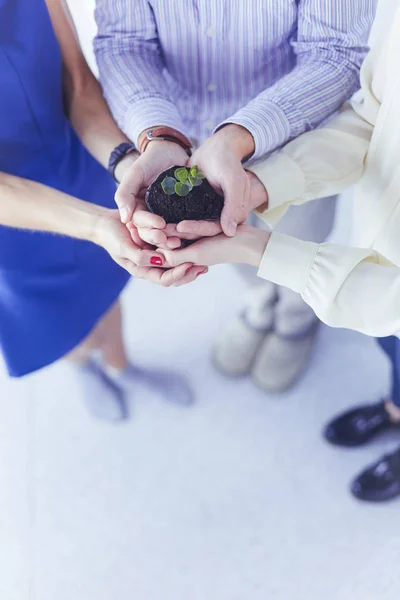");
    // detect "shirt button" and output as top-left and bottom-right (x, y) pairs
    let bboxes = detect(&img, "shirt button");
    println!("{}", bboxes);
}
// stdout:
(207, 82), (217, 92)
(205, 120), (215, 130)
(206, 27), (215, 38)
